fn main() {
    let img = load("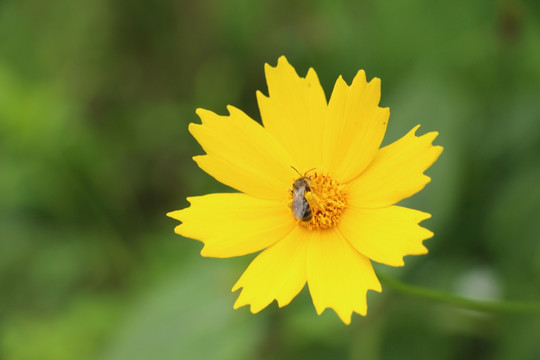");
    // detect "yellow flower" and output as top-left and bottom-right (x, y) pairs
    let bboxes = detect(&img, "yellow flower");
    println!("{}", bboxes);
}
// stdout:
(168, 56), (443, 324)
